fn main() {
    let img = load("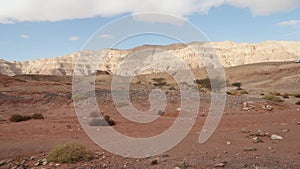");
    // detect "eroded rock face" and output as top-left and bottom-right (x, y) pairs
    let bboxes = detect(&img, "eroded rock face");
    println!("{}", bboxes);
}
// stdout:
(1, 41), (300, 76)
